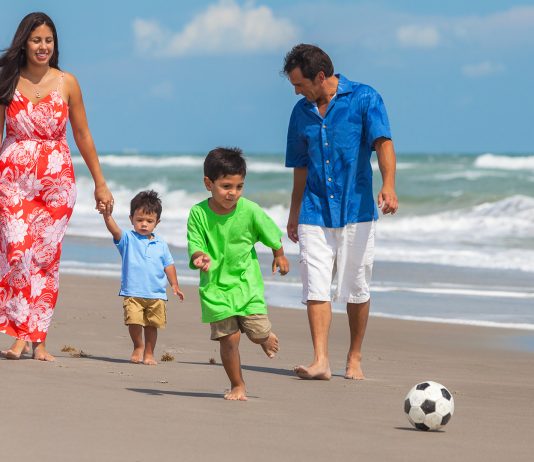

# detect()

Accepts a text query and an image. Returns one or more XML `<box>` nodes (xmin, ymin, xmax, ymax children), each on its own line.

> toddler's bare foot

<box><xmin>294</xmin><ymin>360</ymin><xmax>331</xmax><ymax>380</ymax></box>
<box><xmin>32</xmin><ymin>344</ymin><xmax>56</xmax><ymax>362</ymax></box>
<box><xmin>345</xmin><ymin>354</ymin><xmax>365</xmax><ymax>380</ymax></box>
<box><xmin>260</xmin><ymin>332</ymin><xmax>279</xmax><ymax>358</ymax></box>
<box><xmin>131</xmin><ymin>347</ymin><xmax>144</xmax><ymax>363</ymax></box>
<box><xmin>224</xmin><ymin>385</ymin><xmax>248</xmax><ymax>401</ymax></box>
<box><xmin>143</xmin><ymin>355</ymin><xmax>158</xmax><ymax>366</ymax></box>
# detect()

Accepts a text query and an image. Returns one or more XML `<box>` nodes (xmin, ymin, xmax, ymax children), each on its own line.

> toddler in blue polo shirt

<box><xmin>99</xmin><ymin>190</ymin><xmax>184</xmax><ymax>365</ymax></box>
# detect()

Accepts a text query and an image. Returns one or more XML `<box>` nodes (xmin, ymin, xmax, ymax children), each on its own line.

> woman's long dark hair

<box><xmin>0</xmin><ymin>12</ymin><xmax>60</xmax><ymax>105</ymax></box>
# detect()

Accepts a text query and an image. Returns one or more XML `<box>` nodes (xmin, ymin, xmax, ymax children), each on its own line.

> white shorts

<box><xmin>298</xmin><ymin>222</ymin><xmax>376</xmax><ymax>304</ymax></box>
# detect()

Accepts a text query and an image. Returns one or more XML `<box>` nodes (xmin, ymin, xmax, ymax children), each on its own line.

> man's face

<box><xmin>288</xmin><ymin>67</ymin><xmax>324</xmax><ymax>103</ymax></box>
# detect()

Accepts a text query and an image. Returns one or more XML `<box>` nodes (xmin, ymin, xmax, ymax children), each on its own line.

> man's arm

<box><xmin>374</xmin><ymin>138</ymin><xmax>398</xmax><ymax>215</ymax></box>
<box><xmin>287</xmin><ymin>167</ymin><xmax>307</xmax><ymax>242</ymax></box>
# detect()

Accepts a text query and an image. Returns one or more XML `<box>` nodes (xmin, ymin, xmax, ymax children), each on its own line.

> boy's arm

<box><xmin>101</xmin><ymin>210</ymin><xmax>122</xmax><ymax>241</ymax></box>
<box><xmin>272</xmin><ymin>244</ymin><xmax>289</xmax><ymax>276</ymax></box>
<box><xmin>164</xmin><ymin>264</ymin><xmax>185</xmax><ymax>301</ymax></box>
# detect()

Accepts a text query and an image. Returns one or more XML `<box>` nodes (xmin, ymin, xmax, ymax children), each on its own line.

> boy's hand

<box><xmin>193</xmin><ymin>253</ymin><xmax>211</xmax><ymax>272</ymax></box>
<box><xmin>272</xmin><ymin>255</ymin><xmax>289</xmax><ymax>276</ymax></box>
<box><xmin>172</xmin><ymin>285</ymin><xmax>185</xmax><ymax>301</ymax></box>
<box><xmin>97</xmin><ymin>201</ymin><xmax>109</xmax><ymax>215</ymax></box>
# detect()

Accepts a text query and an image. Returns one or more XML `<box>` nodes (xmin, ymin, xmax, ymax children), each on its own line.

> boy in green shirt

<box><xmin>187</xmin><ymin>147</ymin><xmax>289</xmax><ymax>401</ymax></box>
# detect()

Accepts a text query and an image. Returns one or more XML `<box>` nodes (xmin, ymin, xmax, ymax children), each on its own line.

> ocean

<box><xmin>61</xmin><ymin>151</ymin><xmax>534</xmax><ymax>330</ymax></box>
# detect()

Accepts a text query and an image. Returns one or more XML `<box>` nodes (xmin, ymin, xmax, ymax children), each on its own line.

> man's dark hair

<box><xmin>204</xmin><ymin>147</ymin><xmax>247</xmax><ymax>182</ymax></box>
<box><xmin>130</xmin><ymin>190</ymin><xmax>162</xmax><ymax>220</ymax></box>
<box><xmin>283</xmin><ymin>43</ymin><xmax>334</xmax><ymax>80</ymax></box>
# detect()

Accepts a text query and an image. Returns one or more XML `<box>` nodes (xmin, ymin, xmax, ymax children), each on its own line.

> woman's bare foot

<box><xmin>345</xmin><ymin>353</ymin><xmax>365</xmax><ymax>380</ymax></box>
<box><xmin>32</xmin><ymin>343</ymin><xmax>56</xmax><ymax>362</ymax></box>
<box><xmin>294</xmin><ymin>360</ymin><xmax>332</xmax><ymax>380</ymax></box>
<box><xmin>131</xmin><ymin>347</ymin><xmax>144</xmax><ymax>363</ymax></box>
<box><xmin>143</xmin><ymin>354</ymin><xmax>158</xmax><ymax>366</ymax></box>
<box><xmin>1</xmin><ymin>340</ymin><xmax>31</xmax><ymax>360</ymax></box>
<box><xmin>224</xmin><ymin>385</ymin><xmax>248</xmax><ymax>401</ymax></box>
<box><xmin>260</xmin><ymin>332</ymin><xmax>279</xmax><ymax>358</ymax></box>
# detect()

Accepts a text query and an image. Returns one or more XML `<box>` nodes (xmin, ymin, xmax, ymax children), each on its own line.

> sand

<box><xmin>1</xmin><ymin>274</ymin><xmax>533</xmax><ymax>461</ymax></box>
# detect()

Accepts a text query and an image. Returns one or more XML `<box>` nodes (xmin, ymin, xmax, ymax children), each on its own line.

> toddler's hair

<box><xmin>130</xmin><ymin>190</ymin><xmax>162</xmax><ymax>220</ymax></box>
<box><xmin>204</xmin><ymin>147</ymin><xmax>246</xmax><ymax>181</ymax></box>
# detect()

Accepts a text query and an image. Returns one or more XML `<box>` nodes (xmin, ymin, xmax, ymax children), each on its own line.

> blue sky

<box><xmin>2</xmin><ymin>0</ymin><xmax>533</xmax><ymax>154</ymax></box>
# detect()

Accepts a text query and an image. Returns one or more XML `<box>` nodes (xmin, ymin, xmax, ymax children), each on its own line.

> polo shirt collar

<box><xmin>335</xmin><ymin>74</ymin><xmax>353</xmax><ymax>96</ymax></box>
<box><xmin>132</xmin><ymin>231</ymin><xmax>159</xmax><ymax>242</ymax></box>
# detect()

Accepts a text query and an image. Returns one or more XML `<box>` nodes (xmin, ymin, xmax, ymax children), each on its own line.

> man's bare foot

<box><xmin>224</xmin><ymin>385</ymin><xmax>248</xmax><ymax>401</ymax></box>
<box><xmin>131</xmin><ymin>347</ymin><xmax>144</xmax><ymax>363</ymax></box>
<box><xmin>294</xmin><ymin>361</ymin><xmax>331</xmax><ymax>380</ymax></box>
<box><xmin>260</xmin><ymin>332</ymin><xmax>279</xmax><ymax>358</ymax></box>
<box><xmin>143</xmin><ymin>355</ymin><xmax>158</xmax><ymax>366</ymax></box>
<box><xmin>1</xmin><ymin>340</ymin><xmax>32</xmax><ymax>360</ymax></box>
<box><xmin>345</xmin><ymin>354</ymin><xmax>365</xmax><ymax>380</ymax></box>
<box><xmin>32</xmin><ymin>344</ymin><xmax>56</xmax><ymax>362</ymax></box>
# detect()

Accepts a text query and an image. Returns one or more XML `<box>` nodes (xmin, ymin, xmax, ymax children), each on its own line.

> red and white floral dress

<box><xmin>0</xmin><ymin>74</ymin><xmax>76</xmax><ymax>342</ymax></box>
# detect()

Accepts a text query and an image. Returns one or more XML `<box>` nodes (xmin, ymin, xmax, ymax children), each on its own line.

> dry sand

<box><xmin>1</xmin><ymin>274</ymin><xmax>533</xmax><ymax>461</ymax></box>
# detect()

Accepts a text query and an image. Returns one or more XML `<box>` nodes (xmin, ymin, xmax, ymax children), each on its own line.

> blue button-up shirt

<box><xmin>285</xmin><ymin>74</ymin><xmax>391</xmax><ymax>228</ymax></box>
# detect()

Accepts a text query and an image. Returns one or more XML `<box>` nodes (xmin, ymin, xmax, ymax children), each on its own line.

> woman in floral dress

<box><xmin>0</xmin><ymin>12</ymin><xmax>114</xmax><ymax>361</ymax></box>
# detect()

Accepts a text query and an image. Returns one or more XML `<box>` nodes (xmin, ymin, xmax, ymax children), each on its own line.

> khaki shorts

<box><xmin>123</xmin><ymin>297</ymin><xmax>167</xmax><ymax>328</ymax></box>
<box><xmin>210</xmin><ymin>314</ymin><xmax>271</xmax><ymax>341</ymax></box>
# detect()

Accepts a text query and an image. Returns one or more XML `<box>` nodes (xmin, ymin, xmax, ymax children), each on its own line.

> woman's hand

<box><xmin>94</xmin><ymin>183</ymin><xmax>114</xmax><ymax>214</ymax></box>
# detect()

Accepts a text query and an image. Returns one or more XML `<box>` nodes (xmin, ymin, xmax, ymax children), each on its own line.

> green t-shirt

<box><xmin>187</xmin><ymin>197</ymin><xmax>282</xmax><ymax>323</ymax></box>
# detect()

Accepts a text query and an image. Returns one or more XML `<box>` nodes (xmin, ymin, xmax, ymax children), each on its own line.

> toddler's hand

<box><xmin>173</xmin><ymin>286</ymin><xmax>185</xmax><ymax>301</ymax></box>
<box><xmin>193</xmin><ymin>254</ymin><xmax>211</xmax><ymax>272</ymax></box>
<box><xmin>97</xmin><ymin>201</ymin><xmax>108</xmax><ymax>215</ymax></box>
<box><xmin>272</xmin><ymin>255</ymin><xmax>289</xmax><ymax>276</ymax></box>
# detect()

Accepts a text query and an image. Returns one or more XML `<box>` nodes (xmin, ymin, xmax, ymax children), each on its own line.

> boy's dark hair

<box><xmin>282</xmin><ymin>43</ymin><xmax>334</xmax><ymax>80</ymax></box>
<box><xmin>204</xmin><ymin>147</ymin><xmax>247</xmax><ymax>181</ymax></box>
<box><xmin>130</xmin><ymin>190</ymin><xmax>162</xmax><ymax>220</ymax></box>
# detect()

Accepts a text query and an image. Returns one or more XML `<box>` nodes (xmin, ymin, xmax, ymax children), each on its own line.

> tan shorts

<box><xmin>123</xmin><ymin>297</ymin><xmax>167</xmax><ymax>328</ymax></box>
<box><xmin>210</xmin><ymin>314</ymin><xmax>271</xmax><ymax>341</ymax></box>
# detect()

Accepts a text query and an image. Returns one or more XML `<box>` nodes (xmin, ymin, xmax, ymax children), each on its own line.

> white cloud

<box><xmin>462</xmin><ymin>61</ymin><xmax>505</xmax><ymax>78</ymax></box>
<box><xmin>396</xmin><ymin>25</ymin><xmax>440</xmax><ymax>48</ymax></box>
<box><xmin>133</xmin><ymin>0</ymin><xmax>298</xmax><ymax>57</ymax></box>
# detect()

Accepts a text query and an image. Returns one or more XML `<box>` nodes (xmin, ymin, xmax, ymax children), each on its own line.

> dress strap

<box><xmin>56</xmin><ymin>72</ymin><xmax>65</xmax><ymax>92</ymax></box>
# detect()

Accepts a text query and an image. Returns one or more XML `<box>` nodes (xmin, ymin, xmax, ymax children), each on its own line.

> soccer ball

<box><xmin>404</xmin><ymin>381</ymin><xmax>454</xmax><ymax>431</ymax></box>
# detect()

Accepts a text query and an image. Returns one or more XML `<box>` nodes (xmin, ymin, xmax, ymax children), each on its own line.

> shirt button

<box><xmin>326</xmin><ymin>160</ymin><xmax>330</xmax><ymax>164</ymax></box>
<box><xmin>325</xmin><ymin>142</ymin><xmax>328</xmax><ymax>146</ymax></box>
<box><xmin>323</xmin><ymin>124</ymin><xmax>327</xmax><ymax>129</ymax></box>
<box><xmin>328</xmin><ymin>177</ymin><xmax>332</xmax><ymax>182</ymax></box>
<box><xmin>330</xmin><ymin>195</ymin><xmax>334</xmax><ymax>199</ymax></box>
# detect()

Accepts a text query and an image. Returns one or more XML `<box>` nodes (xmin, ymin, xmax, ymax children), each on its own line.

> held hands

<box><xmin>272</xmin><ymin>255</ymin><xmax>289</xmax><ymax>276</ymax></box>
<box><xmin>377</xmin><ymin>186</ymin><xmax>398</xmax><ymax>215</ymax></box>
<box><xmin>193</xmin><ymin>253</ymin><xmax>211</xmax><ymax>272</ymax></box>
<box><xmin>95</xmin><ymin>183</ymin><xmax>114</xmax><ymax>215</ymax></box>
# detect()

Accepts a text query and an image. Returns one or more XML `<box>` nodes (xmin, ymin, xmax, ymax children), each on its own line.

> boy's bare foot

<box><xmin>224</xmin><ymin>385</ymin><xmax>248</xmax><ymax>401</ymax></box>
<box><xmin>131</xmin><ymin>347</ymin><xmax>144</xmax><ymax>363</ymax></box>
<box><xmin>1</xmin><ymin>340</ymin><xmax>32</xmax><ymax>360</ymax></box>
<box><xmin>32</xmin><ymin>344</ymin><xmax>56</xmax><ymax>362</ymax></box>
<box><xmin>260</xmin><ymin>332</ymin><xmax>279</xmax><ymax>358</ymax></box>
<box><xmin>294</xmin><ymin>360</ymin><xmax>332</xmax><ymax>380</ymax></box>
<box><xmin>345</xmin><ymin>354</ymin><xmax>365</xmax><ymax>380</ymax></box>
<box><xmin>143</xmin><ymin>355</ymin><xmax>158</xmax><ymax>366</ymax></box>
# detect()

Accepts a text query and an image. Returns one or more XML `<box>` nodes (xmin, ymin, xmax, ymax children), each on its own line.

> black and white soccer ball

<box><xmin>404</xmin><ymin>381</ymin><xmax>454</xmax><ymax>431</ymax></box>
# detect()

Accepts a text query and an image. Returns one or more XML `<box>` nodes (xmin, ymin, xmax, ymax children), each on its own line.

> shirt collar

<box><xmin>132</xmin><ymin>230</ymin><xmax>159</xmax><ymax>242</ymax></box>
<box><xmin>335</xmin><ymin>74</ymin><xmax>353</xmax><ymax>96</ymax></box>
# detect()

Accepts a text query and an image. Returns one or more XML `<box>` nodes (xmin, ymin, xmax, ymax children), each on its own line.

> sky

<box><xmin>1</xmin><ymin>0</ymin><xmax>534</xmax><ymax>154</ymax></box>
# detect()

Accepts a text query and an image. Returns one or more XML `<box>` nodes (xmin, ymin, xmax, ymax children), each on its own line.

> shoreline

<box><xmin>1</xmin><ymin>274</ymin><xmax>533</xmax><ymax>461</ymax></box>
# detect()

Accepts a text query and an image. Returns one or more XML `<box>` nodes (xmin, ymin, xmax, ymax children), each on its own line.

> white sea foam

<box><xmin>475</xmin><ymin>153</ymin><xmax>534</xmax><ymax>170</ymax></box>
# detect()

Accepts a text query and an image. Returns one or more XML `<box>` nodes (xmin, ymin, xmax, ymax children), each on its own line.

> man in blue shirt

<box><xmin>283</xmin><ymin>44</ymin><xmax>398</xmax><ymax>380</ymax></box>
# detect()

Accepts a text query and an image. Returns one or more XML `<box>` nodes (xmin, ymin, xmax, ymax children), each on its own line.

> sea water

<box><xmin>61</xmin><ymin>151</ymin><xmax>534</xmax><ymax>329</ymax></box>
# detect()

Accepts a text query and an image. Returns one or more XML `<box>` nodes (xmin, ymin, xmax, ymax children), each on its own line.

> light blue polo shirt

<box><xmin>285</xmin><ymin>74</ymin><xmax>392</xmax><ymax>228</ymax></box>
<box><xmin>115</xmin><ymin>230</ymin><xmax>174</xmax><ymax>300</ymax></box>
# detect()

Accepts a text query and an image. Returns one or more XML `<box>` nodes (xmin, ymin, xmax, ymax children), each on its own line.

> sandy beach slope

<box><xmin>1</xmin><ymin>274</ymin><xmax>533</xmax><ymax>461</ymax></box>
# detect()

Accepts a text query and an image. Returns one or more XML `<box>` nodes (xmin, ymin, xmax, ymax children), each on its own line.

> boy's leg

<box><xmin>143</xmin><ymin>326</ymin><xmax>158</xmax><ymax>365</ymax></box>
<box><xmin>294</xmin><ymin>300</ymin><xmax>332</xmax><ymax>380</ymax></box>
<box><xmin>128</xmin><ymin>324</ymin><xmax>144</xmax><ymax>363</ymax></box>
<box><xmin>219</xmin><ymin>331</ymin><xmax>247</xmax><ymax>401</ymax></box>
<box><xmin>241</xmin><ymin>315</ymin><xmax>279</xmax><ymax>358</ymax></box>
<box><xmin>345</xmin><ymin>300</ymin><xmax>369</xmax><ymax>380</ymax></box>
